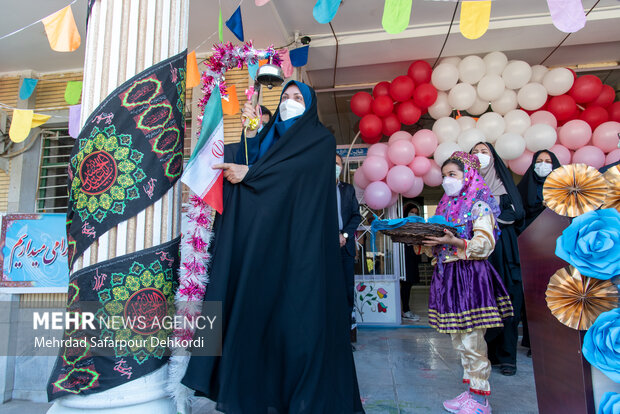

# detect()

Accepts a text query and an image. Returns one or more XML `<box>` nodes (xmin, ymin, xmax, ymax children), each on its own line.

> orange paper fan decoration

<box><xmin>543</xmin><ymin>163</ymin><xmax>608</xmax><ymax>217</ymax></box>
<box><xmin>545</xmin><ymin>266</ymin><xmax>619</xmax><ymax>330</ymax></box>
<box><xmin>602</xmin><ymin>165</ymin><xmax>620</xmax><ymax>212</ymax></box>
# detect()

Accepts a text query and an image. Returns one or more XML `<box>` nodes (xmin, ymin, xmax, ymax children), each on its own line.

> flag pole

<box><xmin>243</xmin><ymin>80</ymin><xmax>262</xmax><ymax>166</ymax></box>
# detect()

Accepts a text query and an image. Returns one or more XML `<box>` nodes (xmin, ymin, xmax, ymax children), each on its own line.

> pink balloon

<box><xmin>508</xmin><ymin>150</ymin><xmax>534</xmax><ymax>175</ymax></box>
<box><xmin>353</xmin><ymin>168</ymin><xmax>371</xmax><ymax>189</ymax></box>
<box><xmin>592</xmin><ymin>121</ymin><xmax>620</xmax><ymax>153</ymax></box>
<box><xmin>402</xmin><ymin>176</ymin><xmax>424</xmax><ymax>198</ymax></box>
<box><xmin>409</xmin><ymin>156</ymin><xmax>432</xmax><ymax>176</ymax></box>
<box><xmin>367</xmin><ymin>143</ymin><xmax>389</xmax><ymax>158</ymax></box>
<box><xmin>362</xmin><ymin>156</ymin><xmax>389</xmax><ymax>181</ymax></box>
<box><xmin>386</xmin><ymin>165</ymin><xmax>415</xmax><ymax>193</ymax></box>
<box><xmin>573</xmin><ymin>146</ymin><xmax>606</xmax><ymax>169</ymax></box>
<box><xmin>364</xmin><ymin>181</ymin><xmax>392</xmax><ymax>210</ymax></box>
<box><xmin>606</xmin><ymin>149</ymin><xmax>620</xmax><ymax>165</ymax></box>
<box><xmin>423</xmin><ymin>161</ymin><xmax>443</xmax><ymax>187</ymax></box>
<box><xmin>412</xmin><ymin>129</ymin><xmax>438</xmax><ymax>157</ymax></box>
<box><xmin>388</xmin><ymin>140</ymin><xmax>416</xmax><ymax>165</ymax></box>
<box><xmin>550</xmin><ymin>144</ymin><xmax>571</xmax><ymax>165</ymax></box>
<box><xmin>530</xmin><ymin>110</ymin><xmax>558</xmax><ymax>129</ymax></box>
<box><xmin>558</xmin><ymin>119</ymin><xmax>592</xmax><ymax>150</ymax></box>
<box><xmin>388</xmin><ymin>130</ymin><xmax>412</xmax><ymax>144</ymax></box>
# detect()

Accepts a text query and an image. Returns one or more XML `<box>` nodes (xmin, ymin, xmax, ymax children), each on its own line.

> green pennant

<box><xmin>64</xmin><ymin>81</ymin><xmax>83</xmax><ymax>105</ymax></box>
<box><xmin>218</xmin><ymin>7</ymin><xmax>224</xmax><ymax>42</ymax></box>
<box><xmin>382</xmin><ymin>0</ymin><xmax>413</xmax><ymax>34</ymax></box>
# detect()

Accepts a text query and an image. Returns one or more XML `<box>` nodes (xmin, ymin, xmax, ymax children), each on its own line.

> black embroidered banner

<box><xmin>47</xmin><ymin>236</ymin><xmax>180</xmax><ymax>401</ymax></box>
<box><xmin>66</xmin><ymin>51</ymin><xmax>186</xmax><ymax>267</ymax></box>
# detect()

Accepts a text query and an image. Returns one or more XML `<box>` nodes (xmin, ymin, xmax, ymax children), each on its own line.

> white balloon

<box><xmin>542</xmin><ymin>67</ymin><xmax>574</xmax><ymax>96</ymax></box>
<box><xmin>432</xmin><ymin>116</ymin><xmax>461</xmax><ymax>143</ymax></box>
<box><xmin>456</xmin><ymin>116</ymin><xmax>477</xmax><ymax>131</ymax></box>
<box><xmin>467</xmin><ymin>97</ymin><xmax>490</xmax><ymax>116</ymax></box>
<box><xmin>428</xmin><ymin>91</ymin><xmax>453</xmax><ymax>119</ymax></box>
<box><xmin>502</xmin><ymin>60</ymin><xmax>532</xmax><ymax>90</ymax></box>
<box><xmin>495</xmin><ymin>133</ymin><xmax>526</xmax><ymax>160</ymax></box>
<box><xmin>434</xmin><ymin>142</ymin><xmax>461</xmax><ymax>166</ymax></box>
<box><xmin>476</xmin><ymin>112</ymin><xmax>506</xmax><ymax>143</ymax></box>
<box><xmin>483</xmin><ymin>51</ymin><xmax>508</xmax><ymax>75</ymax></box>
<box><xmin>524</xmin><ymin>124</ymin><xmax>557</xmax><ymax>152</ymax></box>
<box><xmin>432</xmin><ymin>63</ymin><xmax>460</xmax><ymax>91</ymax></box>
<box><xmin>490</xmin><ymin>89</ymin><xmax>518</xmax><ymax>115</ymax></box>
<box><xmin>457</xmin><ymin>128</ymin><xmax>486</xmax><ymax>152</ymax></box>
<box><xmin>517</xmin><ymin>83</ymin><xmax>548</xmax><ymax>111</ymax></box>
<box><xmin>448</xmin><ymin>83</ymin><xmax>477</xmax><ymax>110</ymax></box>
<box><xmin>477</xmin><ymin>74</ymin><xmax>505</xmax><ymax>102</ymax></box>
<box><xmin>530</xmin><ymin>65</ymin><xmax>549</xmax><ymax>83</ymax></box>
<box><xmin>458</xmin><ymin>55</ymin><xmax>486</xmax><ymax>84</ymax></box>
<box><xmin>440</xmin><ymin>56</ymin><xmax>461</xmax><ymax>67</ymax></box>
<box><xmin>504</xmin><ymin>109</ymin><xmax>531</xmax><ymax>135</ymax></box>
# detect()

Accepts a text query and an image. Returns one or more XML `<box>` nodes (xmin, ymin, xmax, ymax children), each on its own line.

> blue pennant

<box><xmin>225</xmin><ymin>6</ymin><xmax>244</xmax><ymax>42</ymax></box>
<box><xmin>289</xmin><ymin>46</ymin><xmax>309</xmax><ymax>67</ymax></box>
<box><xmin>19</xmin><ymin>78</ymin><xmax>38</xmax><ymax>101</ymax></box>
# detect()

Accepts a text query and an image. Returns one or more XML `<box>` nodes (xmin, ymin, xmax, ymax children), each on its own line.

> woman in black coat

<box><xmin>471</xmin><ymin>142</ymin><xmax>525</xmax><ymax>376</ymax></box>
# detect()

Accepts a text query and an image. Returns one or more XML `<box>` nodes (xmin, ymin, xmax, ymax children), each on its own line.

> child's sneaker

<box><xmin>443</xmin><ymin>391</ymin><xmax>472</xmax><ymax>413</ymax></box>
<box><xmin>456</xmin><ymin>398</ymin><xmax>492</xmax><ymax>414</ymax></box>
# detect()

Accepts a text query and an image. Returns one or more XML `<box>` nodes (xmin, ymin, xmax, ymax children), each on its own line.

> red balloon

<box><xmin>382</xmin><ymin>114</ymin><xmax>401</xmax><ymax>137</ymax></box>
<box><xmin>547</xmin><ymin>95</ymin><xmax>577</xmax><ymax>122</ymax></box>
<box><xmin>413</xmin><ymin>83</ymin><xmax>438</xmax><ymax>108</ymax></box>
<box><xmin>408</xmin><ymin>60</ymin><xmax>432</xmax><ymax>85</ymax></box>
<box><xmin>579</xmin><ymin>106</ymin><xmax>609</xmax><ymax>131</ymax></box>
<box><xmin>609</xmin><ymin>102</ymin><xmax>620</xmax><ymax>123</ymax></box>
<box><xmin>373</xmin><ymin>81</ymin><xmax>391</xmax><ymax>98</ymax></box>
<box><xmin>568</xmin><ymin>68</ymin><xmax>577</xmax><ymax>81</ymax></box>
<box><xmin>397</xmin><ymin>100</ymin><xmax>422</xmax><ymax>125</ymax></box>
<box><xmin>390</xmin><ymin>76</ymin><xmax>415</xmax><ymax>102</ymax></box>
<box><xmin>350</xmin><ymin>91</ymin><xmax>373</xmax><ymax>117</ymax></box>
<box><xmin>588</xmin><ymin>84</ymin><xmax>616</xmax><ymax>108</ymax></box>
<box><xmin>569</xmin><ymin>75</ymin><xmax>603</xmax><ymax>104</ymax></box>
<box><xmin>372</xmin><ymin>95</ymin><xmax>395</xmax><ymax>117</ymax></box>
<box><xmin>359</xmin><ymin>114</ymin><xmax>383</xmax><ymax>144</ymax></box>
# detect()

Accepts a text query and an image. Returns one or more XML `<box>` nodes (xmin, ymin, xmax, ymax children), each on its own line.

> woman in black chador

<box><xmin>182</xmin><ymin>81</ymin><xmax>365</xmax><ymax>414</ymax></box>
<box><xmin>470</xmin><ymin>142</ymin><xmax>525</xmax><ymax>376</ymax></box>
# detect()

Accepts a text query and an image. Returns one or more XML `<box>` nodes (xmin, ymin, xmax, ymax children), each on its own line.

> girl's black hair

<box><xmin>441</xmin><ymin>158</ymin><xmax>465</xmax><ymax>172</ymax></box>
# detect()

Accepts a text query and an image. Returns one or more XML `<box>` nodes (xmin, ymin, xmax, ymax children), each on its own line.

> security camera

<box><xmin>300</xmin><ymin>36</ymin><xmax>311</xmax><ymax>45</ymax></box>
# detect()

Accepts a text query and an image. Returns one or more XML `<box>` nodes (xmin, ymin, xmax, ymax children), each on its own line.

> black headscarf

<box><xmin>471</xmin><ymin>142</ymin><xmax>525</xmax><ymax>224</ymax></box>
<box><xmin>517</xmin><ymin>149</ymin><xmax>561</xmax><ymax>223</ymax></box>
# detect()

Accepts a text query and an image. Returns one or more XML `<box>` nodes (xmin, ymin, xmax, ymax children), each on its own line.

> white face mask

<box><xmin>442</xmin><ymin>177</ymin><xmax>463</xmax><ymax>196</ymax></box>
<box><xmin>534</xmin><ymin>162</ymin><xmax>553</xmax><ymax>177</ymax></box>
<box><xmin>476</xmin><ymin>153</ymin><xmax>491</xmax><ymax>169</ymax></box>
<box><xmin>279</xmin><ymin>99</ymin><xmax>305</xmax><ymax>121</ymax></box>
<box><xmin>335</xmin><ymin>164</ymin><xmax>342</xmax><ymax>179</ymax></box>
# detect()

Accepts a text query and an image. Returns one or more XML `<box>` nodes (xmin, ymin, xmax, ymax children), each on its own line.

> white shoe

<box><xmin>402</xmin><ymin>311</ymin><xmax>420</xmax><ymax>321</ymax></box>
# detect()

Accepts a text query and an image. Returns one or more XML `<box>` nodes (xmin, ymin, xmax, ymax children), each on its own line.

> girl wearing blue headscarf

<box><xmin>183</xmin><ymin>81</ymin><xmax>365</xmax><ymax>413</ymax></box>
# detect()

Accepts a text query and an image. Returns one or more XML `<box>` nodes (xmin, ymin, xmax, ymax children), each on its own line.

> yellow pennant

<box><xmin>186</xmin><ymin>51</ymin><xmax>201</xmax><ymax>89</ymax></box>
<box><xmin>460</xmin><ymin>1</ymin><xmax>492</xmax><ymax>40</ymax></box>
<box><xmin>42</xmin><ymin>5</ymin><xmax>81</xmax><ymax>52</ymax></box>
<box><xmin>9</xmin><ymin>110</ymin><xmax>51</xmax><ymax>143</ymax></box>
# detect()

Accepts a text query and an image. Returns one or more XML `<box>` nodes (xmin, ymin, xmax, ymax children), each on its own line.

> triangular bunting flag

<box><xmin>547</xmin><ymin>0</ymin><xmax>586</xmax><ymax>33</ymax></box>
<box><xmin>248</xmin><ymin>61</ymin><xmax>259</xmax><ymax>80</ymax></box>
<box><xmin>64</xmin><ymin>81</ymin><xmax>83</xmax><ymax>105</ymax></box>
<box><xmin>313</xmin><ymin>0</ymin><xmax>341</xmax><ymax>24</ymax></box>
<box><xmin>19</xmin><ymin>78</ymin><xmax>38</xmax><ymax>101</ymax></box>
<box><xmin>186</xmin><ymin>51</ymin><xmax>201</xmax><ymax>89</ymax></box>
<box><xmin>460</xmin><ymin>1</ymin><xmax>492</xmax><ymax>39</ymax></box>
<box><xmin>42</xmin><ymin>5</ymin><xmax>81</xmax><ymax>52</ymax></box>
<box><xmin>225</xmin><ymin>6</ymin><xmax>244</xmax><ymax>42</ymax></box>
<box><xmin>278</xmin><ymin>49</ymin><xmax>294</xmax><ymax>78</ymax></box>
<box><xmin>69</xmin><ymin>104</ymin><xmax>81</xmax><ymax>138</ymax></box>
<box><xmin>255</xmin><ymin>0</ymin><xmax>271</xmax><ymax>5</ymax></box>
<box><xmin>218</xmin><ymin>6</ymin><xmax>224</xmax><ymax>42</ymax></box>
<box><xmin>382</xmin><ymin>0</ymin><xmax>413</xmax><ymax>34</ymax></box>
<box><xmin>222</xmin><ymin>85</ymin><xmax>240</xmax><ymax>115</ymax></box>
<box><xmin>289</xmin><ymin>46</ymin><xmax>309</xmax><ymax>67</ymax></box>
<box><xmin>9</xmin><ymin>110</ymin><xmax>51</xmax><ymax>143</ymax></box>
<box><xmin>181</xmin><ymin>86</ymin><xmax>225</xmax><ymax>213</ymax></box>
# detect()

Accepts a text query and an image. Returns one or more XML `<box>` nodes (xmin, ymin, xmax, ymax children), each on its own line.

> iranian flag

<box><xmin>181</xmin><ymin>87</ymin><xmax>224</xmax><ymax>213</ymax></box>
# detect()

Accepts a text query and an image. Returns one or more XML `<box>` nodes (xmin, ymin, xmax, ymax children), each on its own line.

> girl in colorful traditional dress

<box><xmin>416</xmin><ymin>151</ymin><xmax>513</xmax><ymax>414</ymax></box>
